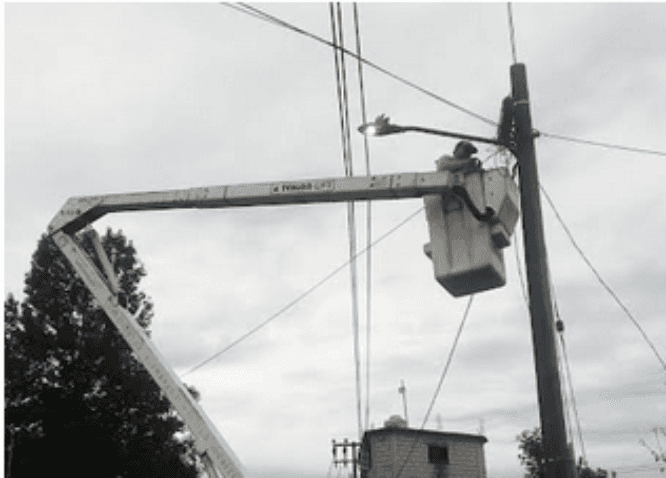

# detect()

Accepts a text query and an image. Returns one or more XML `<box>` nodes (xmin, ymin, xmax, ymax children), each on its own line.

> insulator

<box><xmin>556</xmin><ymin>319</ymin><xmax>564</xmax><ymax>332</ymax></box>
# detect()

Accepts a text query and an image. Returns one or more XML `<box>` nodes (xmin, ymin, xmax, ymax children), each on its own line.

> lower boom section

<box><xmin>52</xmin><ymin>230</ymin><xmax>246</xmax><ymax>478</ymax></box>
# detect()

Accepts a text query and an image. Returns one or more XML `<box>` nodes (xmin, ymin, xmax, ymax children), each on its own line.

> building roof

<box><xmin>363</xmin><ymin>427</ymin><xmax>488</xmax><ymax>444</ymax></box>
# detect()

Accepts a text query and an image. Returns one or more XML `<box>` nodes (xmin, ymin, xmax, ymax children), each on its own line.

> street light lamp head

<box><xmin>358</xmin><ymin>114</ymin><xmax>403</xmax><ymax>136</ymax></box>
<box><xmin>359</xmin><ymin>124</ymin><xmax>378</xmax><ymax>136</ymax></box>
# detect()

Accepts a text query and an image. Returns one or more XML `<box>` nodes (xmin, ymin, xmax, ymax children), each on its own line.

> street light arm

<box><xmin>401</xmin><ymin>126</ymin><xmax>501</xmax><ymax>146</ymax></box>
<box><xmin>357</xmin><ymin>115</ymin><xmax>501</xmax><ymax>146</ymax></box>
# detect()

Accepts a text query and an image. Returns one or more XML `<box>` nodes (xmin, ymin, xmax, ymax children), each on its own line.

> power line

<box><xmin>505</xmin><ymin>5</ymin><xmax>664</xmax><ymax>158</ymax></box>
<box><xmin>513</xmin><ymin>217</ymin><xmax>529</xmax><ymax>309</ymax></box>
<box><xmin>330</xmin><ymin>1</ymin><xmax>364</xmax><ymax>442</ymax></box>
<box><xmin>540</xmin><ymin>131</ymin><xmax>666</xmax><ymax>157</ymax></box>
<box><xmin>181</xmin><ymin>206</ymin><xmax>425</xmax><ymax>378</ymax></box>
<box><xmin>548</xmin><ymin>269</ymin><xmax>588</xmax><ymax>466</ymax></box>
<box><xmin>352</xmin><ymin>1</ymin><xmax>374</xmax><ymax>434</ymax></box>
<box><xmin>540</xmin><ymin>184</ymin><xmax>666</xmax><ymax>372</ymax></box>
<box><xmin>513</xmin><ymin>167</ymin><xmax>587</xmax><ymax>466</ymax></box>
<box><xmin>422</xmin><ymin>295</ymin><xmax>475</xmax><ymax>426</ymax></box>
<box><xmin>222</xmin><ymin>2</ymin><xmax>498</xmax><ymax>127</ymax></box>
<box><xmin>557</xmin><ymin>324</ymin><xmax>588</xmax><ymax>465</ymax></box>
<box><xmin>225</xmin><ymin>3</ymin><xmax>666</xmax><ymax>159</ymax></box>
<box><xmin>507</xmin><ymin>3</ymin><xmax>518</xmax><ymax>64</ymax></box>
<box><xmin>394</xmin><ymin>294</ymin><xmax>475</xmax><ymax>478</ymax></box>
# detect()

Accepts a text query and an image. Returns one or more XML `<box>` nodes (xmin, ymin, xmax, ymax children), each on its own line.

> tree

<box><xmin>639</xmin><ymin>427</ymin><xmax>666</xmax><ymax>473</ymax></box>
<box><xmin>5</xmin><ymin>229</ymin><xmax>200</xmax><ymax>478</ymax></box>
<box><xmin>517</xmin><ymin>427</ymin><xmax>610</xmax><ymax>478</ymax></box>
<box><xmin>517</xmin><ymin>428</ymin><xmax>543</xmax><ymax>477</ymax></box>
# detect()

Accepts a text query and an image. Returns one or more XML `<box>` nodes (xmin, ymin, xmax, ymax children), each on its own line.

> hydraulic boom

<box><xmin>47</xmin><ymin>167</ymin><xmax>518</xmax><ymax>477</ymax></box>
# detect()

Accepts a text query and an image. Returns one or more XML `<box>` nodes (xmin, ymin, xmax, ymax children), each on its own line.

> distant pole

<box><xmin>511</xmin><ymin>63</ymin><xmax>577</xmax><ymax>478</ymax></box>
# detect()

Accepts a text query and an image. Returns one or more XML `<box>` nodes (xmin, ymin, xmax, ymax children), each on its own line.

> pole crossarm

<box><xmin>48</xmin><ymin>171</ymin><xmax>455</xmax><ymax>234</ymax></box>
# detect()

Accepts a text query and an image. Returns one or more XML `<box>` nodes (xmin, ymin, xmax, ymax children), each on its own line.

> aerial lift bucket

<box><xmin>423</xmin><ymin>166</ymin><xmax>519</xmax><ymax>297</ymax></box>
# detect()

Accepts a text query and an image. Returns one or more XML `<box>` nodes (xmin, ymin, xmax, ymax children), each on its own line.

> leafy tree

<box><xmin>517</xmin><ymin>428</ymin><xmax>543</xmax><ymax>477</ymax></box>
<box><xmin>517</xmin><ymin>427</ymin><xmax>609</xmax><ymax>478</ymax></box>
<box><xmin>5</xmin><ymin>229</ymin><xmax>200</xmax><ymax>478</ymax></box>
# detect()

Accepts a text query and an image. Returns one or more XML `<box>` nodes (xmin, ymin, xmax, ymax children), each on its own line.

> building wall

<box><xmin>362</xmin><ymin>429</ymin><xmax>486</xmax><ymax>478</ymax></box>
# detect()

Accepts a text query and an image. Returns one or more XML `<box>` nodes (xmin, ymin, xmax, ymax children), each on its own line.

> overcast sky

<box><xmin>4</xmin><ymin>3</ymin><xmax>666</xmax><ymax>477</ymax></box>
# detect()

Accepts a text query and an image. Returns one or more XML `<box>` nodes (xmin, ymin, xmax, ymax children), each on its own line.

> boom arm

<box><xmin>46</xmin><ymin>169</ymin><xmax>465</xmax><ymax>478</ymax></box>
<box><xmin>48</xmin><ymin>171</ymin><xmax>454</xmax><ymax>234</ymax></box>
<box><xmin>53</xmin><ymin>230</ymin><xmax>245</xmax><ymax>478</ymax></box>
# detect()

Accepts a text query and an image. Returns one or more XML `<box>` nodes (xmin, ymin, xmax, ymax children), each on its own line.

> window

<box><xmin>428</xmin><ymin>445</ymin><xmax>449</xmax><ymax>464</ymax></box>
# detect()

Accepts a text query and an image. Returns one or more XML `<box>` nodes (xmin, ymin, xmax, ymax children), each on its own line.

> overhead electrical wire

<box><xmin>554</xmin><ymin>312</ymin><xmax>588</xmax><ymax>465</ymax></box>
<box><xmin>223</xmin><ymin>2</ymin><xmax>666</xmax><ymax>159</ymax></box>
<box><xmin>513</xmin><ymin>210</ymin><xmax>587</xmax><ymax>465</ymax></box>
<box><xmin>222</xmin><ymin>2</ymin><xmax>497</xmax><ymax>127</ymax></box>
<box><xmin>540</xmin><ymin>132</ymin><xmax>666</xmax><ymax>157</ymax></box>
<box><xmin>221</xmin><ymin>2</ymin><xmax>666</xmax><ymax>156</ymax></box>
<box><xmin>548</xmin><ymin>271</ymin><xmax>587</xmax><ymax>465</ymax></box>
<box><xmin>513</xmin><ymin>218</ymin><xmax>529</xmax><ymax>308</ymax></box>
<box><xmin>329</xmin><ymin>1</ymin><xmax>364</xmax><ymax>442</ymax></box>
<box><xmin>181</xmin><ymin>206</ymin><xmax>425</xmax><ymax>378</ymax></box>
<box><xmin>394</xmin><ymin>295</ymin><xmax>475</xmax><ymax>478</ymax></box>
<box><xmin>507</xmin><ymin>3</ymin><xmax>518</xmax><ymax>64</ymax></box>
<box><xmin>351</xmin><ymin>2</ymin><xmax>375</xmax><ymax>434</ymax></box>
<box><xmin>540</xmin><ymin>185</ymin><xmax>666</xmax><ymax>373</ymax></box>
<box><xmin>505</xmin><ymin>4</ymin><xmax>664</xmax><ymax>158</ymax></box>
<box><xmin>539</xmin><ymin>184</ymin><xmax>666</xmax><ymax>372</ymax></box>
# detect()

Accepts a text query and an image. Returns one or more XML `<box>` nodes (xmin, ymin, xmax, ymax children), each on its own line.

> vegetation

<box><xmin>517</xmin><ymin>427</ymin><xmax>610</xmax><ymax>478</ymax></box>
<box><xmin>5</xmin><ymin>229</ymin><xmax>199</xmax><ymax>478</ymax></box>
<box><xmin>639</xmin><ymin>427</ymin><xmax>666</xmax><ymax>473</ymax></box>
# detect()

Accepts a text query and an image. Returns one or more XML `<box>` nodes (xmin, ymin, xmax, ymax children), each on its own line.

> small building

<box><xmin>359</xmin><ymin>416</ymin><xmax>487</xmax><ymax>478</ymax></box>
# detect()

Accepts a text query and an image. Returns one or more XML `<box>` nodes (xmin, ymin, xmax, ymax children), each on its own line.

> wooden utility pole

<box><xmin>511</xmin><ymin>63</ymin><xmax>577</xmax><ymax>478</ymax></box>
<box><xmin>332</xmin><ymin>439</ymin><xmax>360</xmax><ymax>478</ymax></box>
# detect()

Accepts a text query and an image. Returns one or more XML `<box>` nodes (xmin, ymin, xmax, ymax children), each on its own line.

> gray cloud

<box><xmin>5</xmin><ymin>4</ymin><xmax>665</xmax><ymax>478</ymax></box>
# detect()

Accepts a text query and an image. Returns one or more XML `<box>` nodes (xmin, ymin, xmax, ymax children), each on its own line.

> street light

<box><xmin>357</xmin><ymin>114</ymin><xmax>502</xmax><ymax>146</ymax></box>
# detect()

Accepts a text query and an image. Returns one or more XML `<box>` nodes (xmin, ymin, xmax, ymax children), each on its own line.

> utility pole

<box><xmin>511</xmin><ymin>63</ymin><xmax>577</xmax><ymax>478</ymax></box>
<box><xmin>332</xmin><ymin>439</ymin><xmax>360</xmax><ymax>478</ymax></box>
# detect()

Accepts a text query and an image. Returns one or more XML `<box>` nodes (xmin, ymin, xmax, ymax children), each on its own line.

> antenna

<box><xmin>435</xmin><ymin>413</ymin><xmax>444</xmax><ymax>431</ymax></box>
<box><xmin>398</xmin><ymin>379</ymin><xmax>409</xmax><ymax>427</ymax></box>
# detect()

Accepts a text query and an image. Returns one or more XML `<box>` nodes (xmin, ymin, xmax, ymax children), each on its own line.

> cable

<box><xmin>352</xmin><ymin>1</ymin><xmax>374</xmax><ymax>434</ymax></box>
<box><xmin>556</xmin><ymin>334</ymin><xmax>575</xmax><ymax>450</ymax></box>
<box><xmin>330</xmin><ymin>1</ymin><xmax>364</xmax><ymax>442</ymax></box>
<box><xmin>514</xmin><ymin>169</ymin><xmax>587</xmax><ymax>465</ymax></box>
<box><xmin>550</xmin><ymin>286</ymin><xmax>583</xmax><ymax>466</ymax></box>
<box><xmin>225</xmin><ymin>3</ymin><xmax>666</xmax><ymax>160</ymax></box>
<box><xmin>557</xmin><ymin>323</ymin><xmax>587</xmax><ymax>465</ymax></box>
<box><xmin>394</xmin><ymin>295</ymin><xmax>475</xmax><ymax>478</ymax></box>
<box><xmin>181</xmin><ymin>206</ymin><xmax>425</xmax><ymax>377</ymax></box>
<box><xmin>503</xmin><ymin>5</ymin><xmax>664</xmax><ymax>159</ymax></box>
<box><xmin>330</xmin><ymin>3</ymin><xmax>349</xmax><ymax>176</ymax></box>
<box><xmin>223</xmin><ymin>2</ymin><xmax>497</xmax><ymax>127</ymax></box>
<box><xmin>539</xmin><ymin>184</ymin><xmax>666</xmax><ymax>372</ymax></box>
<box><xmin>422</xmin><ymin>295</ymin><xmax>474</xmax><ymax>426</ymax></box>
<box><xmin>513</xmin><ymin>219</ymin><xmax>529</xmax><ymax>310</ymax></box>
<box><xmin>507</xmin><ymin>3</ymin><xmax>518</xmax><ymax>64</ymax></box>
<box><xmin>540</xmin><ymin>131</ymin><xmax>666</xmax><ymax>157</ymax></box>
<box><xmin>502</xmin><ymin>5</ymin><xmax>663</xmax><ymax>158</ymax></box>
<box><xmin>224</xmin><ymin>3</ymin><xmax>666</xmax><ymax>159</ymax></box>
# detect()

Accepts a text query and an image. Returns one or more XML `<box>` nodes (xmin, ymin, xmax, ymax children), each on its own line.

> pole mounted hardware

<box><xmin>332</xmin><ymin>439</ymin><xmax>361</xmax><ymax>478</ymax></box>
